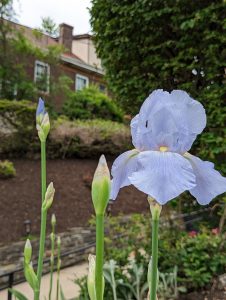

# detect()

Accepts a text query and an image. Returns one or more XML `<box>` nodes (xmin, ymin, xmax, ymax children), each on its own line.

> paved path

<box><xmin>0</xmin><ymin>262</ymin><xmax>88</xmax><ymax>300</ymax></box>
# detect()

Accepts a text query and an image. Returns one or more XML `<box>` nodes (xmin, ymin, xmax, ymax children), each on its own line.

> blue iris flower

<box><xmin>111</xmin><ymin>90</ymin><xmax>226</xmax><ymax>205</ymax></box>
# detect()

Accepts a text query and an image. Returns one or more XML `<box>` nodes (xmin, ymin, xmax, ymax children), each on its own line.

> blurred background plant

<box><xmin>63</xmin><ymin>85</ymin><xmax>123</xmax><ymax>122</ymax></box>
<box><xmin>0</xmin><ymin>159</ymin><xmax>16</xmax><ymax>179</ymax></box>
<box><xmin>75</xmin><ymin>213</ymin><xmax>226</xmax><ymax>299</ymax></box>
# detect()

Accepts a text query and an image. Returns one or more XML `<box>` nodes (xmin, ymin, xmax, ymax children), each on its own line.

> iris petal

<box><xmin>170</xmin><ymin>90</ymin><xmax>206</xmax><ymax>134</ymax></box>
<box><xmin>135</xmin><ymin>90</ymin><xmax>206</xmax><ymax>153</ymax></box>
<box><xmin>110</xmin><ymin>149</ymin><xmax>139</xmax><ymax>200</ymax></box>
<box><xmin>129</xmin><ymin>151</ymin><xmax>196</xmax><ymax>204</ymax></box>
<box><xmin>36</xmin><ymin>98</ymin><xmax>45</xmax><ymax>116</ymax></box>
<box><xmin>185</xmin><ymin>153</ymin><xmax>226</xmax><ymax>205</ymax></box>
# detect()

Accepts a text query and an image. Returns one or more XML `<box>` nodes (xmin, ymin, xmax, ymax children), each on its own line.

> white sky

<box><xmin>14</xmin><ymin>0</ymin><xmax>92</xmax><ymax>34</ymax></box>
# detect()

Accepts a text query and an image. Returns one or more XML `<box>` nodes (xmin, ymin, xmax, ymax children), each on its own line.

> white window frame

<box><xmin>34</xmin><ymin>60</ymin><xmax>50</xmax><ymax>93</ymax></box>
<box><xmin>75</xmin><ymin>74</ymin><xmax>89</xmax><ymax>91</ymax></box>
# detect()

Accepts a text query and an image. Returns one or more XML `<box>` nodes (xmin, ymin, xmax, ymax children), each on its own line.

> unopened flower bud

<box><xmin>24</xmin><ymin>239</ymin><xmax>32</xmax><ymax>264</ymax></box>
<box><xmin>42</xmin><ymin>182</ymin><xmax>55</xmax><ymax>210</ymax></box>
<box><xmin>92</xmin><ymin>155</ymin><xmax>111</xmax><ymax>215</ymax></box>
<box><xmin>87</xmin><ymin>254</ymin><xmax>105</xmax><ymax>300</ymax></box>
<box><xmin>148</xmin><ymin>196</ymin><xmax>162</xmax><ymax>220</ymax></box>
<box><xmin>36</xmin><ymin>98</ymin><xmax>50</xmax><ymax>142</ymax></box>
<box><xmin>51</xmin><ymin>214</ymin><xmax>56</xmax><ymax>226</ymax></box>
<box><xmin>57</xmin><ymin>236</ymin><xmax>61</xmax><ymax>247</ymax></box>
<box><xmin>87</xmin><ymin>254</ymin><xmax>96</xmax><ymax>300</ymax></box>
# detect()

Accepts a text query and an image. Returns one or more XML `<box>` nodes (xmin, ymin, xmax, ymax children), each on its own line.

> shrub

<box><xmin>49</xmin><ymin>118</ymin><xmax>131</xmax><ymax>158</ymax></box>
<box><xmin>85</xmin><ymin>214</ymin><xmax>226</xmax><ymax>297</ymax></box>
<box><xmin>63</xmin><ymin>86</ymin><xmax>123</xmax><ymax>122</ymax></box>
<box><xmin>0</xmin><ymin>99</ymin><xmax>38</xmax><ymax>155</ymax></box>
<box><xmin>0</xmin><ymin>100</ymin><xmax>130</xmax><ymax>157</ymax></box>
<box><xmin>0</xmin><ymin>160</ymin><xmax>16</xmax><ymax>179</ymax></box>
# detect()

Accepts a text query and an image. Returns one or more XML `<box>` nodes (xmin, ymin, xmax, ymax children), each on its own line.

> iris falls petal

<box><xmin>185</xmin><ymin>153</ymin><xmax>226</xmax><ymax>205</ymax></box>
<box><xmin>129</xmin><ymin>151</ymin><xmax>196</xmax><ymax>205</ymax></box>
<box><xmin>110</xmin><ymin>149</ymin><xmax>139</xmax><ymax>200</ymax></box>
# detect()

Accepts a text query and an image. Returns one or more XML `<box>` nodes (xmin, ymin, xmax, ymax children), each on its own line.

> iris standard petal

<box><xmin>130</xmin><ymin>114</ymin><xmax>144</xmax><ymax>150</ymax></box>
<box><xmin>184</xmin><ymin>153</ymin><xmax>226</xmax><ymax>205</ymax></box>
<box><xmin>36</xmin><ymin>98</ymin><xmax>45</xmax><ymax>116</ymax></box>
<box><xmin>129</xmin><ymin>151</ymin><xmax>196</xmax><ymax>205</ymax></box>
<box><xmin>111</xmin><ymin>149</ymin><xmax>139</xmax><ymax>200</ymax></box>
<box><xmin>132</xmin><ymin>107</ymin><xmax>182</xmax><ymax>151</ymax></box>
<box><xmin>170</xmin><ymin>90</ymin><xmax>206</xmax><ymax>134</ymax></box>
<box><xmin>136</xmin><ymin>90</ymin><xmax>206</xmax><ymax>153</ymax></box>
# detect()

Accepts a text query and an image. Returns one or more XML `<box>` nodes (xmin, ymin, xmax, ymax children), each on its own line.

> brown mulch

<box><xmin>180</xmin><ymin>290</ymin><xmax>225</xmax><ymax>300</ymax></box>
<box><xmin>0</xmin><ymin>158</ymin><xmax>149</xmax><ymax>244</ymax></box>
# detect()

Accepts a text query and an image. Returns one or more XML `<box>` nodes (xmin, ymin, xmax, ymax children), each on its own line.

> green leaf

<box><xmin>8</xmin><ymin>289</ymin><xmax>28</xmax><ymax>300</ymax></box>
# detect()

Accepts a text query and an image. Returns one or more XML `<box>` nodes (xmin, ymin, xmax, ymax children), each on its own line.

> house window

<box><xmin>34</xmin><ymin>60</ymin><xmax>50</xmax><ymax>93</ymax></box>
<box><xmin>99</xmin><ymin>84</ymin><xmax>106</xmax><ymax>93</ymax></box>
<box><xmin>75</xmin><ymin>74</ymin><xmax>89</xmax><ymax>91</ymax></box>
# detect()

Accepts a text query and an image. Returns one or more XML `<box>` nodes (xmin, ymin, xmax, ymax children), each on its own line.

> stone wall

<box><xmin>0</xmin><ymin>227</ymin><xmax>95</xmax><ymax>289</ymax></box>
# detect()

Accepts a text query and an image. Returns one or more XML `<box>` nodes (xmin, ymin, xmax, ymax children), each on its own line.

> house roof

<box><xmin>61</xmin><ymin>53</ymin><xmax>104</xmax><ymax>76</ymax></box>
<box><xmin>73</xmin><ymin>33</ymin><xmax>92</xmax><ymax>40</ymax></box>
<box><xmin>6</xmin><ymin>19</ymin><xmax>104</xmax><ymax>76</ymax></box>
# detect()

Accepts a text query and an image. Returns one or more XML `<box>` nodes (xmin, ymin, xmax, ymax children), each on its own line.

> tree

<box><xmin>90</xmin><ymin>0</ymin><xmax>226</xmax><ymax>172</ymax></box>
<box><xmin>0</xmin><ymin>1</ymin><xmax>66</xmax><ymax>101</ymax></box>
<box><xmin>0</xmin><ymin>0</ymin><xmax>38</xmax><ymax>99</ymax></box>
<box><xmin>39</xmin><ymin>16</ymin><xmax>59</xmax><ymax>37</ymax></box>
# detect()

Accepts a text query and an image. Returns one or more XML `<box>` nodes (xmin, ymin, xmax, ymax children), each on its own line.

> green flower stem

<box><xmin>56</xmin><ymin>238</ymin><xmax>61</xmax><ymax>300</ymax></box>
<box><xmin>95</xmin><ymin>214</ymin><xmax>104</xmax><ymax>300</ymax></box>
<box><xmin>150</xmin><ymin>218</ymin><xmax>159</xmax><ymax>300</ymax></box>
<box><xmin>34</xmin><ymin>289</ymin><xmax>39</xmax><ymax>300</ymax></box>
<box><xmin>37</xmin><ymin>141</ymin><xmax>47</xmax><ymax>295</ymax></box>
<box><xmin>41</xmin><ymin>141</ymin><xmax>46</xmax><ymax>202</ymax></box>
<box><xmin>49</xmin><ymin>232</ymin><xmax>55</xmax><ymax>300</ymax></box>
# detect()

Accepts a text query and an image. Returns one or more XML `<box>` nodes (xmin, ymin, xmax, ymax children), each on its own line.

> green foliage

<box><xmin>0</xmin><ymin>99</ymin><xmax>130</xmax><ymax>157</ymax></box>
<box><xmin>63</xmin><ymin>86</ymin><xmax>123</xmax><ymax>122</ymax></box>
<box><xmin>96</xmin><ymin>214</ymin><xmax>225</xmax><ymax>291</ymax></box>
<box><xmin>38</xmin><ymin>16</ymin><xmax>59</xmax><ymax>37</ymax></box>
<box><xmin>90</xmin><ymin>0</ymin><xmax>226</xmax><ymax>173</ymax></box>
<box><xmin>9</xmin><ymin>288</ymin><xmax>28</xmax><ymax>300</ymax></box>
<box><xmin>176</xmin><ymin>229</ymin><xmax>226</xmax><ymax>289</ymax></box>
<box><xmin>0</xmin><ymin>99</ymin><xmax>38</xmax><ymax>155</ymax></box>
<box><xmin>0</xmin><ymin>159</ymin><xmax>16</xmax><ymax>179</ymax></box>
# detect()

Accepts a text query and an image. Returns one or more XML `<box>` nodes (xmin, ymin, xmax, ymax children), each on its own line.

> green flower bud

<box><xmin>148</xmin><ymin>196</ymin><xmax>162</xmax><ymax>220</ymax></box>
<box><xmin>92</xmin><ymin>155</ymin><xmax>111</xmax><ymax>215</ymax></box>
<box><xmin>57</xmin><ymin>236</ymin><xmax>61</xmax><ymax>247</ymax></box>
<box><xmin>42</xmin><ymin>182</ymin><xmax>55</xmax><ymax>211</ymax></box>
<box><xmin>51</xmin><ymin>213</ymin><xmax>56</xmax><ymax>226</ymax></box>
<box><xmin>24</xmin><ymin>239</ymin><xmax>32</xmax><ymax>264</ymax></box>
<box><xmin>87</xmin><ymin>255</ymin><xmax>104</xmax><ymax>300</ymax></box>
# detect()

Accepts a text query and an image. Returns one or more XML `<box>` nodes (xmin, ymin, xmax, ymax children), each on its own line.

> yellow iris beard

<box><xmin>159</xmin><ymin>146</ymin><xmax>168</xmax><ymax>152</ymax></box>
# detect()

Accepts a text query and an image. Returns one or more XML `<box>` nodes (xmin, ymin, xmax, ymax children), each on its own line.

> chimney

<box><xmin>59</xmin><ymin>23</ymin><xmax>73</xmax><ymax>52</ymax></box>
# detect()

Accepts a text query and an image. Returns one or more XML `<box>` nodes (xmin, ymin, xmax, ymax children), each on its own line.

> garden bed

<box><xmin>0</xmin><ymin>158</ymin><xmax>149</xmax><ymax>244</ymax></box>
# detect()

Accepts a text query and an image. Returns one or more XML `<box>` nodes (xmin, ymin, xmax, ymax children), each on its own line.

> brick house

<box><xmin>9</xmin><ymin>21</ymin><xmax>106</xmax><ymax>110</ymax></box>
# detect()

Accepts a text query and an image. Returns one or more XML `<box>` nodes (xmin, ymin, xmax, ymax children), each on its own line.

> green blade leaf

<box><xmin>9</xmin><ymin>288</ymin><xmax>28</xmax><ymax>300</ymax></box>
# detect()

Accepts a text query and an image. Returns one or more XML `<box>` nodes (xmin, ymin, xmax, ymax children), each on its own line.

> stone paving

<box><xmin>0</xmin><ymin>261</ymin><xmax>88</xmax><ymax>300</ymax></box>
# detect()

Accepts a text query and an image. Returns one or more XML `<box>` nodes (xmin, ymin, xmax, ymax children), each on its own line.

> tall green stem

<box><xmin>37</xmin><ymin>141</ymin><xmax>47</xmax><ymax>295</ymax></box>
<box><xmin>49</xmin><ymin>232</ymin><xmax>55</xmax><ymax>300</ymax></box>
<box><xmin>56</xmin><ymin>237</ymin><xmax>61</xmax><ymax>300</ymax></box>
<box><xmin>95</xmin><ymin>214</ymin><xmax>104</xmax><ymax>300</ymax></box>
<box><xmin>150</xmin><ymin>219</ymin><xmax>159</xmax><ymax>300</ymax></box>
<box><xmin>34</xmin><ymin>289</ymin><xmax>39</xmax><ymax>300</ymax></box>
